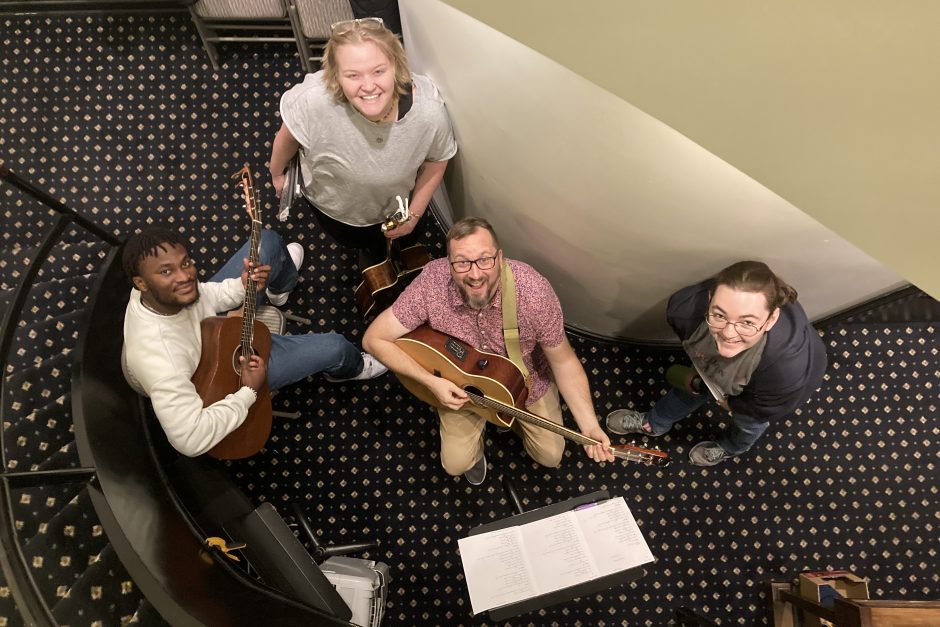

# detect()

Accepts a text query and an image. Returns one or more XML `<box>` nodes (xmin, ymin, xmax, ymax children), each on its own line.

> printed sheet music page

<box><xmin>458</xmin><ymin>497</ymin><xmax>654</xmax><ymax>614</ymax></box>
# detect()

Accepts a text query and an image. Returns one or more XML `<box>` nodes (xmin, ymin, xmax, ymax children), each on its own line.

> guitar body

<box><xmin>395</xmin><ymin>325</ymin><xmax>529</xmax><ymax>428</ymax></box>
<box><xmin>355</xmin><ymin>243</ymin><xmax>430</xmax><ymax>319</ymax></box>
<box><xmin>192</xmin><ymin>315</ymin><xmax>273</xmax><ymax>459</ymax></box>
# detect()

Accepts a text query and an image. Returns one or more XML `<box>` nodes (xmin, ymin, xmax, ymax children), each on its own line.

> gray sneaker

<box><xmin>464</xmin><ymin>452</ymin><xmax>487</xmax><ymax>486</ymax></box>
<box><xmin>689</xmin><ymin>441</ymin><xmax>732</xmax><ymax>466</ymax></box>
<box><xmin>605</xmin><ymin>409</ymin><xmax>657</xmax><ymax>436</ymax></box>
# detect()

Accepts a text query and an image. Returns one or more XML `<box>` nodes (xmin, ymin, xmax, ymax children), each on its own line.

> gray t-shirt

<box><xmin>682</xmin><ymin>321</ymin><xmax>767</xmax><ymax>401</ymax></box>
<box><xmin>280</xmin><ymin>72</ymin><xmax>458</xmax><ymax>226</ymax></box>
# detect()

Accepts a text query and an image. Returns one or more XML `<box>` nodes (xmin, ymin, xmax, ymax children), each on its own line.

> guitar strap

<box><xmin>499</xmin><ymin>261</ymin><xmax>531</xmax><ymax>388</ymax></box>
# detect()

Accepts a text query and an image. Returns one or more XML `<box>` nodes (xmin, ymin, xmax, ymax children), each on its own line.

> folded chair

<box><xmin>189</xmin><ymin>0</ymin><xmax>308</xmax><ymax>72</ymax></box>
<box><xmin>286</xmin><ymin>0</ymin><xmax>355</xmax><ymax>69</ymax></box>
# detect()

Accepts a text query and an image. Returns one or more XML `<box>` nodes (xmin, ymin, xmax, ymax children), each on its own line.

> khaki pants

<box><xmin>438</xmin><ymin>384</ymin><xmax>565</xmax><ymax>475</ymax></box>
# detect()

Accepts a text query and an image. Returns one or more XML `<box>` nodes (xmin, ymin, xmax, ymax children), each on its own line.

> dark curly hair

<box><xmin>121</xmin><ymin>227</ymin><xmax>188</xmax><ymax>278</ymax></box>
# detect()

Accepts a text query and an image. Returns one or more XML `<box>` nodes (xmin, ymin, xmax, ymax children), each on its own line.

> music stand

<box><xmin>467</xmin><ymin>486</ymin><xmax>647</xmax><ymax>621</ymax></box>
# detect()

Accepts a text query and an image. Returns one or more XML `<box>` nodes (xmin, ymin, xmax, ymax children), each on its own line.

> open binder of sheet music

<box><xmin>458</xmin><ymin>497</ymin><xmax>655</xmax><ymax>615</ymax></box>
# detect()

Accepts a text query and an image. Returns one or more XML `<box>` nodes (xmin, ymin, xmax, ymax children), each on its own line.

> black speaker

<box><xmin>225</xmin><ymin>502</ymin><xmax>353</xmax><ymax>621</ymax></box>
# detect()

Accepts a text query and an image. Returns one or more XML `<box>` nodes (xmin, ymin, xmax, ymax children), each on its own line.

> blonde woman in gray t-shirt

<box><xmin>268</xmin><ymin>17</ymin><xmax>457</xmax><ymax>267</ymax></box>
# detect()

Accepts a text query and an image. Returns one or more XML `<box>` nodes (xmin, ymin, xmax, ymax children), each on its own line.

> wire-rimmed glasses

<box><xmin>449</xmin><ymin>255</ymin><xmax>498</xmax><ymax>273</ymax></box>
<box><xmin>704</xmin><ymin>313</ymin><xmax>769</xmax><ymax>337</ymax></box>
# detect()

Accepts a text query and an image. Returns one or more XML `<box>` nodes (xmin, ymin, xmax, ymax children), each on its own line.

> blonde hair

<box><xmin>321</xmin><ymin>22</ymin><xmax>411</xmax><ymax>104</ymax></box>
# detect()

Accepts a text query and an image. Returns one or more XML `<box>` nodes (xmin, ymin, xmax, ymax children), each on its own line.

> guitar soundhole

<box><xmin>464</xmin><ymin>385</ymin><xmax>483</xmax><ymax>397</ymax></box>
<box><xmin>231</xmin><ymin>344</ymin><xmax>259</xmax><ymax>376</ymax></box>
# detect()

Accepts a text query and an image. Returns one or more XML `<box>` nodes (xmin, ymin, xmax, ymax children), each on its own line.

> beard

<box><xmin>458</xmin><ymin>278</ymin><xmax>498</xmax><ymax>310</ymax></box>
<box><xmin>152</xmin><ymin>284</ymin><xmax>200</xmax><ymax>311</ymax></box>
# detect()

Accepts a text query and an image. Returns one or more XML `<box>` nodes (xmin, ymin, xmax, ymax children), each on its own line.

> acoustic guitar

<box><xmin>355</xmin><ymin>196</ymin><xmax>430</xmax><ymax>319</ymax></box>
<box><xmin>190</xmin><ymin>166</ymin><xmax>273</xmax><ymax>460</ymax></box>
<box><xmin>394</xmin><ymin>325</ymin><xmax>671</xmax><ymax>467</ymax></box>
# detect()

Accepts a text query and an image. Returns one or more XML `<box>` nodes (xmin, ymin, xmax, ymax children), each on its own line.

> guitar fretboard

<box><xmin>465</xmin><ymin>391</ymin><xmax>662</xmax><ymax>465</ymax></box>
<box><xmin>237</xmin><ymin>166</ymin><xmax>260</xmax><ymax>361</ymax></box>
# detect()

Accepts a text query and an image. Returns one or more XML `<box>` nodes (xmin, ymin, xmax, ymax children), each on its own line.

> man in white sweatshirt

<box><xmin>121</xmin><ymin>226</ymin><xmax>386</xmax><ymax>456</ymax></box>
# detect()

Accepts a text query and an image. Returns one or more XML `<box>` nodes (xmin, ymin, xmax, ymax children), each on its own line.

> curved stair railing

<box><xmin>1</xmin><ymin>166</ymin><xmax>351</xmax><ymax>626</ymax></box>
<box><xmin>1</xmin><ymin>165</ymin><xmax>120</xmax><ymax>626</ymax></box>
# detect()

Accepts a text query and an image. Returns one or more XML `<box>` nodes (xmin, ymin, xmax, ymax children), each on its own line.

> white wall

<box><xmin>400</xmin><ymin>0</ymin><xmax>905</xmax><ymax>341</ymax></box>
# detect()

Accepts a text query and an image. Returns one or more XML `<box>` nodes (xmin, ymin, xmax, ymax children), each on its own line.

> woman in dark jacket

<box><xmin>607</xmin><ymin>261</ymin><xmax>827</xmax><ymax>466</ymax></box>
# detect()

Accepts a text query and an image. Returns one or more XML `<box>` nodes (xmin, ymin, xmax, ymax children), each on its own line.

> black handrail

<box><xmin>0</xmin><ymin>164</ymin><xmax>127</xmax><ymax>626</ymax></box>
<box><xmin>0</xmin><ymin>208</ymin><xmax>89</xmax><ymax>627</ymax></box>
<box><xmin>0</xmin><ymin>477</ymin><xmax>59</xmax><ymax>626</ymax></box>
<box><xmin>0</xmin><ymin>164</ymin><xmax>121</xmax><ymax>246</ymax></box>
<box><xmin>0</xmin><ymin>213</ymin><xmax>74</xmax><ymax>468</ymax></box>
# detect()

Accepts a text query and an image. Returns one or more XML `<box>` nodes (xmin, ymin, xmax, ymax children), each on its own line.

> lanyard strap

<box><xmin>500</xmin><ymin>261</ymin><xmax>531</xmax><ymax>387</ymax></box>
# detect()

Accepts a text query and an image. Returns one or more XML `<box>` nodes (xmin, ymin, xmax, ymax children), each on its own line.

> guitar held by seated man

<box><xmin>395</xmin><ymin>325</ymin><xmax>670</xmax><ymax>467</ymax></box>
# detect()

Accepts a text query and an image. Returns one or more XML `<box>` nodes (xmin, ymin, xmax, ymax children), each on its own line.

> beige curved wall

<box><xmin>401</xmin><ymin>0</ymin><xmax>923</xmax><ymax>340</ymax></box>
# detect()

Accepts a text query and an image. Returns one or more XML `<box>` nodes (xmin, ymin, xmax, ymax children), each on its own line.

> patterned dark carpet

<box><xmin>1</xmin><ymin>11</ymin><xmax>937</xmax><ymax>627</ymax></box>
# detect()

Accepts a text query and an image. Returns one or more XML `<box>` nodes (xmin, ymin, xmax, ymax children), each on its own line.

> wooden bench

<box><xmin>767</xmin><ymin>581</ymin><xmax>940</xmax><ymax>627</ymax></box>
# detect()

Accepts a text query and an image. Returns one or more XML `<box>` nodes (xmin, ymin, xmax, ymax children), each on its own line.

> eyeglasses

<box><xmin>449</xmin><ymin>255</ymin><xmax>498</xmax><ymax>273</ymax></box>
<box><xmin>705</xmin><ymin>312</ymin><xmax>769</xmax><ymax>337</ymax></box>
<box><xmin>331</xmin><ymin>17</ymin><xmax>385</xmax><ymax>36</ymax></box>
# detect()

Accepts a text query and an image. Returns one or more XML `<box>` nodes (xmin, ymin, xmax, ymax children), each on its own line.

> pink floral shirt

<box><xmin>392</xmin><ymin>258</ymin><xmax>565</xmax><ymax>405</ymax></box>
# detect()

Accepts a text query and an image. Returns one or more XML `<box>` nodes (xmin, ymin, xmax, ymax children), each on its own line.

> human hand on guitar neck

<box><xmin>239</xmin><ymin>354</ymin><xmax>267</xmax><ymax>395</ymax></box>
<box><xmin>580</xmin><ymin>423</ymin><xmax>615</xmax><ymax>463</ymax></box>
<box><xmin>240</xmin><ymin>258</ymin><xmax>271</xmax><ymax>293</ymax></box>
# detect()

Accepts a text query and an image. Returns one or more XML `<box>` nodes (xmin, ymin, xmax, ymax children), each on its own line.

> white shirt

<box><xmin>121</xmin><ymin>278</ymin><xmax>257</xmax><ymax>456</ymax></box>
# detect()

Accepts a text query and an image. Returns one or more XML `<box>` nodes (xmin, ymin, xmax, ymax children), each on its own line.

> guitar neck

<box><xmin>466</xmin><ymin>391</ymin><xmax>598</xmax><ymax>448</ymax></box>
<box><xmin>237</xmin><ymin>166</ymin><xmax>262</xmax><ymax>359</ymax></box>
<box><xmin>465</xmin><ymin>391</ymin><xmax>668</xmax><ymax>466</ymax></box>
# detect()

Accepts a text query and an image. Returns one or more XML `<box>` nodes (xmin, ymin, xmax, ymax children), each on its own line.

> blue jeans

<box><xmin>209</xmin><ymin>229</ymin><xmax>363</xmax><ymax>389</ymax></box>
<box><xmin>210</xmin><ymin>228</ymin><xmax>299</xmax><ymax>301</ymax></box>
<box><xmin>646</xmin><ymin>388</ymin><xmax>769</xmax><ymax>455</ymax></box>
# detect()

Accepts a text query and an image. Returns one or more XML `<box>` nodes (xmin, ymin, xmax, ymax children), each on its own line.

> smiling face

<box><xmin>131</xmin><ymin>242</ymin><xmax>199</xmax><ymax>315</ymax></box>
<box><xmin>334</xmin><ymin>40</ymin><xmax>397</xmax><ymax>121</ymax></box>
<box><xmin>707</xmin><ymin>284</ymin><xmax>780</xmax><ymax>358</ymax></box>
<box><xmin>448</xmin><ymin>228</ymin><xmax>503</xmax><ymax>310</ymax></box>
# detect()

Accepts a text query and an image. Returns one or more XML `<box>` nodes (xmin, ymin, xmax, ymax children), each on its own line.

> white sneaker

<box><xmin>266</xmin><ymin>242</ymin><xmax>305</xmax><ymax>306</ymax></box>
<box><xmin>324</xmin><ymin>352</ymin><xmax>389</xmax><ymax>382</ymax></box>
<box><xmin>286</xmin><ymin>242</ymin><xmax>304</xmax><ymax>270</ymax></box>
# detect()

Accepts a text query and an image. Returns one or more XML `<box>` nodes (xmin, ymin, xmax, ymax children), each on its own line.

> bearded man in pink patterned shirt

<box><xmin>364</xmin><ymin>217</ymin><xmax>614</xmax><ymax>485</ymax></box>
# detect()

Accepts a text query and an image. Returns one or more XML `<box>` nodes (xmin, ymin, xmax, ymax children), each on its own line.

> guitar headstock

<box><xmin>233</xmin><ymin>165</ymin><xmax>260</xmax><ymax>223</ymax></box>
<box><xmin>610</xmin><ymin>443</ymin><xmax>671</xmax><ymax>467</ymax></box>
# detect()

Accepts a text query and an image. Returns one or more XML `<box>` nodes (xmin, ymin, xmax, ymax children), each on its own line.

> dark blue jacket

<box><xmin>667</xmin><ymin>279</ymin><xmax>827</xmax><ymax>421</ymax></box>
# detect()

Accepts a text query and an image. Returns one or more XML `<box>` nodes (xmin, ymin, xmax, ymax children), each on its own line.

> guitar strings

<box><xmin>238</xmin><ymin>168</ymin><xmax>261</xmax><ymax>364</ymax></box>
